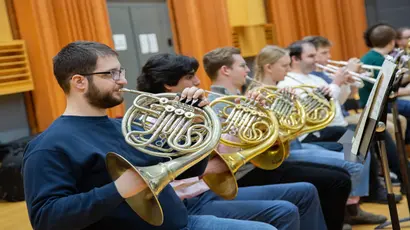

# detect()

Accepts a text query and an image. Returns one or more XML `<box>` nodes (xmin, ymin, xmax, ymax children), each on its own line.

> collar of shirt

<box><xmin>210</xmin><ymin>85</ymin><xmax>241</xmax><ymax>96</ymax></box>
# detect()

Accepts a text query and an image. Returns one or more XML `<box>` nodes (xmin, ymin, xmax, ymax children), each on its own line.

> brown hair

<box><xmin>202</xmin><ymin>47</ymin><xmax>241</xmax><ymax>80</ymax></box>
<box><xmin>253</xmin><ymin>45</ymin><xmax>288</xmax><ymax>81</ymax></box>
<box><xmin>396</xmin><ymin>27</ymin><xmax>410</xmax><ymax>39</ymax></box>
<box><xmin>363</xmin><ymin>23</ymin><xmax>396</xmax><ymax>48</ymax></box>
<box><xmin>303</xmin><ymin>36</ymin><xmax>332</xmax><ymax>49</ymax></box>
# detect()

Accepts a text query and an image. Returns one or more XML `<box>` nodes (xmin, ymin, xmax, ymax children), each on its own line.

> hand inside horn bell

<box><xmin>114</xmin><ymin>169</ymin><xmax>148</xmax><ymax>199</ymax></box>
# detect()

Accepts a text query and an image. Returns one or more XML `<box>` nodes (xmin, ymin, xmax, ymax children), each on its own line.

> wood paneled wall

<box><xmin>7</xmin><ymin>0</ymin><xmax>370</xmax><ymax>132</ymax></box>
<box><xmin>169</xmin><ymin>0</ymin><xmax>233</xmax><ymax>90</ymax></box>
<box><xmin>0</xmin><ymin>0</ymin><xmax>12</xmax><ymax>42</ymax></box>
<box><xmin>266</xmin><ymin>0</ymin><xmax>369</xmax><ymax>61</ymax></box>
<box><xmin>12</xmin><ymin>0</ymin><xmax>124</xmax><ymax>132</ymax></box>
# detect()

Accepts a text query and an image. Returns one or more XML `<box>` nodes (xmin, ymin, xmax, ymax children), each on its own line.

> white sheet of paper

<box><xmin>139</xmin><ymin>34</ymin><xmax>150</xmax><ymax>54</ymax></box>
<box><xmin>113</xmin><ymin>34</ymin><xmax>127</xmax><ymax>51</ymax></box>
<box><xmin>147</xmin><ymin>33</ymin><xmax>159</xmax><ymax>53</ymax></box>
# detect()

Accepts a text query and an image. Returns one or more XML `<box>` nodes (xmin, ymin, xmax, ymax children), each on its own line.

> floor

<box><xmin>1</xmin><ymin>190</ymin><xmax>410</xmax><ymax>230</ymax></box>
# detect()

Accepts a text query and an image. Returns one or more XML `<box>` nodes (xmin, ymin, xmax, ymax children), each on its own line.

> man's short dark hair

<box><xmin>202</xmin><ymin>47</ymin><xmax>241</xmax><ymax>80</ymax></box>
<box><xmin>303</xmin><ymin>36</ymin><xmax>332</xmax><ymax>49</ymax></box>
<box><xmin>53</xmin><ymin>41</ymin><xmax>118</xmax><ymax>93</ymax></box>
<box><xmin>136</xmin><ymin>53</ymin><xmax>199</xmax><ymax>93</ymax></box>
<box><xmin>363</xmin><ymin>23</ymin><xmax>396</xmax><ymax>48</ymax></box>
<box><xmin>287</xmin><ymin>40</ymin><xmax>314</xmax><ymax>61</ymax></box>
<box><xmin>396</xmin><ymin>27</ymin><xmax>410</xmax><ymax>39</ymax></box>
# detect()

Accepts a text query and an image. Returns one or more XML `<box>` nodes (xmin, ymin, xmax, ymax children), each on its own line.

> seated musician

<box><xmin>252</xmin><ymin>45</ymin><xmax>388</xmax><ymax>226</ymax></box>
<box><xmin>136</xmin><ymin>52</ymin><xmax>327</xmax><ymax>230</ymax></box>
<box><xmin>305</xmin><ymin>35</ymin><xmax>407</xmax><ymax>144</ymax></box>
<box><xmin>360</xmin><ymin>23</ymin><xmax>410</xmax><ymax>144</ymax></box>
<box><xmin>304</xmin><ymin>35</ymin><xmax>407</xmax><ymax>194</ymax></box>
<box><xmin>23</xmin><ymin>41</ymin><xmax>298</xmax><ymax>230</ymax></box>
<box><xmin>395</xmin><ymin>27</ymin><xmax>410</xmax><ymax>50</ymax></box>
<box><xmin>277</xmin><ymin>40</ymin><xmax>403</xmax><ymax>204</ymax></box>
<box><xmin>137</xmin><ymin>50</ymin><xmax>353</xmax><ymax>230</ymax></box>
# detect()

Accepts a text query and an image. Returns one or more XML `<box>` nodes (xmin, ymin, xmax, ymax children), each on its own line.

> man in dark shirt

<box><xmin>22</xmin><ymin>41</ymin><xmax>286</xmax><ymax>230</ymax></box>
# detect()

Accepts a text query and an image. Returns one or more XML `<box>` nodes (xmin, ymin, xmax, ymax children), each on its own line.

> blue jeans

<box><xmin>187</xmin><ymin>215</ymin><xmax>276</xmax><ymax>230</ymax></box>
<box><xmin>288</xmin><ymin>140</ymin><xmax>370</xmax><ymax>197</ymax></box>
<box><xmin>185</xmin><ymin>183</ymin><xmax>327</xmax><ymax>230</ymax></box>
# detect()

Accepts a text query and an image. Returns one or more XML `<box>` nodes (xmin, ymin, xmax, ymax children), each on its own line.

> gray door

<box><xmin>107</xmin><ymin>0</ymin><xmax>175</xmax><ymax>109</ymax></box>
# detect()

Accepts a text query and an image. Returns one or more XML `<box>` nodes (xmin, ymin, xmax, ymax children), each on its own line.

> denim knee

<box><xmin>294</xmin><ymin>182</ymin><xmax>319</xmax><ymax>200</ymax></box>
<box><xmin>273</xmin><ymin>200</ymin><xmax>300</xmax><ymax>226</ymax></box>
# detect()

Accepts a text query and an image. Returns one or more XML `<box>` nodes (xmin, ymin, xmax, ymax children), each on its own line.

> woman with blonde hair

<box><xmin>251</xmin><ymin>45</ymin><xmax>387</xmax><ymax>228</ymax></box>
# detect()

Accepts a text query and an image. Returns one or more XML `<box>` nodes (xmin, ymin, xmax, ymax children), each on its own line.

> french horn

<box><xmin>105</xmin><ymin>88</ymin><xmax>222</xmax><ymax>226</ymax></box>
<box><xmin>245</xmin><ymin>78</ymin><xmax>306</xmax><ymax>170</ymax></box>
<box><xmin>201</xmin><ymin>93</ymin><xmax>280</xmax><ymax>199</ymax></box>
<box><xmin>244</xmin><ymin>77</ymin><xmax>336</xmax><ymax>170</ymax></box>
<box><xmin>292</xmin><ymin>85</ymin><xmax>336</xmax><ymax>134</ymax></box>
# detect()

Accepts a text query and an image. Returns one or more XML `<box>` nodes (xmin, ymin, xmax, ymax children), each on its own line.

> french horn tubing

<box><xmin>105</xmin><ymin>88</ymin><xmax>221</xmax><ymax>226</ymax></box>
<box><xmin>201</xmin><ymin>91</ymin><xmax>280</xmax><ymax>199</ymax></box>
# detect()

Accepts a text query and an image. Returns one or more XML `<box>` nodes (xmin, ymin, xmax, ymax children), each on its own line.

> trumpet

<box><xmin>201</xmin><ymin>91</ymin><xmax>280</xmax><ymax>198</ymax></box>
<box><xmin>105</xmin><ymin>88</ymin><xmax>222</xmax><ymax>226</ymax></box>
<box><xmin>316</xmin><ymin>63</ymin><xmax>376</xmax><ymax>88</ymax></box>
<box><xmin>327</xmin><ymin>60</ymin><xmax>382</xmax><ymax>71</ymax></box>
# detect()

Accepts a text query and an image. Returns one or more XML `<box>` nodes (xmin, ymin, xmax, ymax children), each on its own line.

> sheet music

<box><xmin>351</xmin><ymin>59</ymin><xmax>396</xmax><ymax>155</ymax></box>
<box><xmin>370</xmin><ymin>63</ymin><xmax>395</xmax><ymax>119</ymax></box>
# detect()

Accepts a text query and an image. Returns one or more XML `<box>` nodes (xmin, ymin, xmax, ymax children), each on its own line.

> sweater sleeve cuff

<box><xmin>94</xmin><ymin>182</ymin><xmax>124</xmax><ymax>206</ymax></box>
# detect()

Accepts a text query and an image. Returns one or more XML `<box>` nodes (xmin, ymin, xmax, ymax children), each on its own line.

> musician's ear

<box><xmin>164</xmin><ymin>84</ymin><xmax>172</xmax><ymax>92</ymax></box>
<box><xmin>264</xmin><ymin>63</ymin><xmax>273</xmax><ymax>74</ymax></box>
<box><xmin>220</xmin><ymin>65</ymin><xmax>230</xmax><ymax>77</ymax></box>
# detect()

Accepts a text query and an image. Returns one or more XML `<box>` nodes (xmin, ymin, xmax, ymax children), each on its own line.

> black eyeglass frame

<box><xmin>77</xmin><ymin>67</ymin><xmax>126</xmax><ymax>81</ymax></box>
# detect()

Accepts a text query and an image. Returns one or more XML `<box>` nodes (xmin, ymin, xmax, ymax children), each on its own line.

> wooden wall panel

<box><xmin>266</xmin><ymin>0</ymin><xmax>369</xmax><ymax>60</ymax></box>
<box><xmin>266</xmin><ymin>0</ymin><xmax>300</xmax><ymax>47</ymax></box>
<box><xmin>170</xmin><ymin>0</ymin><xmax>232</xmax><ymax>90</ymax></box>
<box><xmin>0</xmin><ymin>0</ymin><xmax>12</xmax><ymax>42</ymax></box>
<box><xmin>12</xmin><ymin>0</ymin><xmax>124</xmax><ymax>132</ymax></box>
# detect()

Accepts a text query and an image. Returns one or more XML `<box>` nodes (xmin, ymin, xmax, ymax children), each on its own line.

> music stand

<box><xmin>374</xmin><ymin>67</ymin><xmax>410</xmax><ymax>229</ymax></box>
<box><xmin>345</xmin><ymin>56</ymin><xmax>404</xmax><ymax>229</ymax></box>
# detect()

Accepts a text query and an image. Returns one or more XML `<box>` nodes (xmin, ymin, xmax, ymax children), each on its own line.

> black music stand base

<box><xmin>374</xmin><ymin>95</ymin><xmax>410</xmax><ymax>230</ymax></box>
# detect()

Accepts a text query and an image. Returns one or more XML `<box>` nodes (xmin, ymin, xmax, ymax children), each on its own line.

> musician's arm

<box><xmin>23</xmin><ymin>150</ymin><xmax>124</xmax><ymax>230</ymax></box>
<box><xmin>398</xmin><ymin>84</ymin><xmax>410</xmax><ymax>96</ymax></box>
<box><xmin>338</xmin><ymin>84</ymin><xmax>351</xmax><ymax>105</ymax></box>
<box><xmin>176</xmin><ymin>156</ymin><xmax>210</xmax><ymax>179</ymax></box>
<box><xmin>328</xmin><ymin>83</ymin><xmax>342</xmax><ymax>99</ymax></box>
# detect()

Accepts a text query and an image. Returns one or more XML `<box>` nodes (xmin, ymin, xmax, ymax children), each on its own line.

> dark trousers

<box><xmin>237</xmin><ymin>161</ymin><xmax>352</xmax><ymax>230</ymax></box>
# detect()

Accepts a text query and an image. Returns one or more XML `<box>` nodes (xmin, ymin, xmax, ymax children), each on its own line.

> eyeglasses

<box><xmin>79</xmin><ymin>67</ymin><xmax>126</xmax><ymax>81</ymax></box>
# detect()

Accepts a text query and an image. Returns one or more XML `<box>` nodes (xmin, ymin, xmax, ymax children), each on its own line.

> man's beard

<box><xmin>85</xmin><ymin>81</ymin><xmax>123</xmax><ymax>109</ymax></box>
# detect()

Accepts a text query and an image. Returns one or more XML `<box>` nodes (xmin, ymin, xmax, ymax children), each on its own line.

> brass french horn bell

<box><xmin>105</xmin><ymin>88</ymin><xmax>222</xmax><ymax>226</ymax></box>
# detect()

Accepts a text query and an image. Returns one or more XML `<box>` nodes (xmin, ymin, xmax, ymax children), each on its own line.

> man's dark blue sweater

<box><xmin>23</xmin><ymin>115</ymin><xmax>207</xmax><ymax>230</ymax></box>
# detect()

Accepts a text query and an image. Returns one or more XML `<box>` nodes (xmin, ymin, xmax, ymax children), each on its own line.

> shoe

<box><xmin>342</xmin><ymin>223</ymin><xmax>352</xmax><ymax>230</ymax></box>
<box><xmin>345</xmin><ymin>204</ymin><xmax>387</xmax><ymax>225</ymax></box>
<box><xmin>378</xmin><ymin>175</ymin><xmax>401</xmax><ymax>187</ymax></box>
<box><xmin>362</xmin><ymin>186</ymin><xmax>403</xmax><ymax>204</ymax></box>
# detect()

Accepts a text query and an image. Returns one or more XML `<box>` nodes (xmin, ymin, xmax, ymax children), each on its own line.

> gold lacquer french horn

<box><xmin>201</xmin><ymin>93</ymin><xmax>280</xmax><ymax>199</ymax></box>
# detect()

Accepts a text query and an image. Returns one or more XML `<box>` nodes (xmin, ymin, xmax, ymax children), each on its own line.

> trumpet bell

<box><xmin>106</xmin><ymin>152</ymin><xmax>163</xmax><ymax>226</ymax></box>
